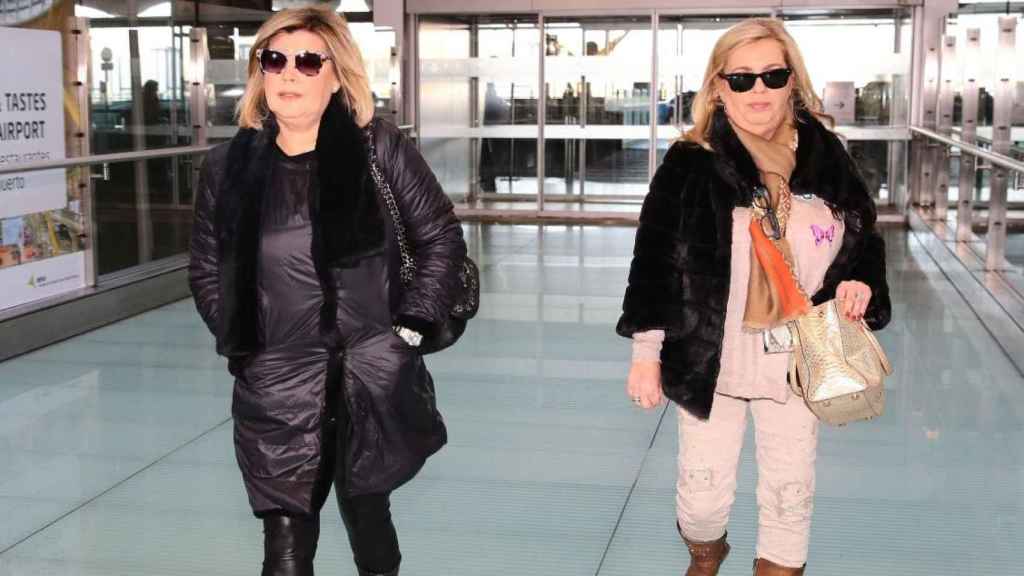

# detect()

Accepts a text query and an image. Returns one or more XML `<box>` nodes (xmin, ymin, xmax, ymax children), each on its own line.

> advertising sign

<box><xmin>0</xmin><ymin>26</ymin><xmax>85</xmax><ymax>310</ymax></box>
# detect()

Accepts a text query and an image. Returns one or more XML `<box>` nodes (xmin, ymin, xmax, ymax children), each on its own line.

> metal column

<box><xmin>888</xmin><ymin>74</ymin><xmax>910</xmax><ymax>211</ymax></box>
<box><xmin>404</xmin><ymin>12</ymin><xmax>419</xmax><ymax>135</ymax></box>
<box><xmin>65</xmin><ymin>17</ymin><xmax>95</xmax><ymax>287</ymax></box>
<box><xmin>128</xmin><ymin>29</ymin><xmax>152</xmax><ymax>264</ymax></box>
<box><xmin>468</xmin><ymin>21</ymin><xmax>480</xmax><ymax>202</ymax></box>
<box><xmin>913</xmin><ymin>8</ymin><xmax>942</xmax><ymax>206</ymax></box>
<box><xmin>986</xmin><ymin>16</ymin><xmax>1017</xmax><ymax>270</ymax></box>
<box><xmin>649</xmin><ymin>11</ymin><xmax>659</xmax><ymax>183</ymax></box>
<box><xmin>933</xmin><ymin>34</ymin><xmax>956</xmax><ymax>222</ymax></box>
<box><xmin>957</xmin><ymin>28</ymin><xmax>980</xmax><ymax>242</ymax></box>
<box><xmin>889</xmin><ymin>9</ymin><xmax>910</xmax><ymax>213</ymax></box>
<box><xmin>578</xmin><ymin>74</ymin><xmax>587</xmax><ymax>197</ymax></box>
<box><xmin>373</xmin><ymin>0</ymin><xmax>404</xmax><ymax>126</ymax></box>
<box><xmin>188</xmin><ymin>29</ymin><xmax>208</xmax><ymax>195</ymax></box>
<box><xmin>537</xmin><ymin>13</ymin><xmax>546</xmax><ymax>211</ymax></box>
<box><xmin>925</xmin><ymin>14</ymin><xmax>937</xmax><ymax>208</ymax></box>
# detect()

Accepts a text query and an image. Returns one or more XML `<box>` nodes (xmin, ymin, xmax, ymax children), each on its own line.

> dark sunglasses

<box><xmin>256</xmin><ymin>48</ymin><xmax>332</xmax><ymax>77</ymax></box>
<box><xmin>718</xmin><ymin>68</ymin><xmax>792</xmax><ymax>93</ymax></box>
<box><xmin>752</xmin><ymin>185</ymin><xmax>783</xmax><ymax>240</ymax></box>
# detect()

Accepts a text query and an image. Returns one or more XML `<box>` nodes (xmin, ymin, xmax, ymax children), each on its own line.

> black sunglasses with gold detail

<box><xmin>256</xmin><ymin>48</ymin><xmax>332</xmax><ymax>77</ymax></box>
<box><xmin>718</xmin><ymin>67</ymin><xmax>792</xmax><ymax>93</ymax></box>
<box><xmin>752</xmin><ymin>185</ymin><xmax>783</xmax><ymax>240</ymax></box>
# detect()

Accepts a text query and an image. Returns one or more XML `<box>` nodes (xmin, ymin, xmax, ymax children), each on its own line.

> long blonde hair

<box><xmin>236</xmin><ymin>6</ymin><xmax>374</xmax><ymax>129</ymax></box>
<box><xmin>683</xmin><ymin>18</ymin><xmax>830</xmax><ymax>147</ymax></box>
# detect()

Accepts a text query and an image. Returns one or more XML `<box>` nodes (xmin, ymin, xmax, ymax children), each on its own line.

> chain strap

<box><xmin>364</xmin><ymin>122</ymin><xmax>416</xmax><ymax>286</ymax></box>
<box><xmin>751</xmin><ymin>175</ymin><xmax>810</xmax><ymax>303</ymax></box>
<box><xmin>777</xmin><ymin>179</ymin><xmax>793</xmax><ymax>237</ymax></box>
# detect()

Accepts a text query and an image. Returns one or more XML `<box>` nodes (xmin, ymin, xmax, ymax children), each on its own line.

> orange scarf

<box><xmin>731</xmin><ymin>119</ymin><xmax>811</xmax><ymax>331</ymax></box>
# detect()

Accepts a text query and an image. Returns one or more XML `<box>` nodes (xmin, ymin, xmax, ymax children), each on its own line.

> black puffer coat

<box><xmin>617</xmin><ymin>108</ymin><xmax>891</xmax><ymax>420</ymax></box>
<box><xmin>189</xmin><ymin>100</ymin><xmax>465</xmax><ymax>515</ymax></box>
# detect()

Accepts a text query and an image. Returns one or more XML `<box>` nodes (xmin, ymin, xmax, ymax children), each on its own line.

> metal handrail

<box><xmin>0</xmin><ymin>144</ymin><xmax>216</xmax><ymax>177</ymax></box>
<box><xmin>910</xmin><ymin>126</ymin><xmax>1024</xmax><ymax>175</ymax></box>
<box><xmin>0</xmin><ymin>123</ymin><xmax>417</xmax><ymax>177</ymax></box>
<box><xmin>951</xmin><ymin>127</ymin><xmax>1024</xmax><ymax>156</ymax></box>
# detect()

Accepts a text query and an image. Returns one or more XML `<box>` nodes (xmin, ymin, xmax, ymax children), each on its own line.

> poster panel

<box><xmin>0</xmin><ymin>26</ymin><xmax>85</xmax><ymax>310</ymax></box>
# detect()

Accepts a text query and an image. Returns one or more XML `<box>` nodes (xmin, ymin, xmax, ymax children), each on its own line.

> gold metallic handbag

<box><xmin>787</xmin><ymin>299</ymin><xmax>892</xmax><ymax>426</ymax></box>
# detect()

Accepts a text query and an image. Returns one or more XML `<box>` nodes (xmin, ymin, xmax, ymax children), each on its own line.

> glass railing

<box><xmin>0</xmin><ymin>145</ymin><xmax>213</xmax><ymax>292</ymax></box>
<box><xmin>0</xmin><ymin>2</ymin><xmax>403</xmax><ymax>315</ymax></box>
<box><xmin>910</xmin><ymin>125</ymin><xmax>1024</xmax><ymax>268</ymax></box>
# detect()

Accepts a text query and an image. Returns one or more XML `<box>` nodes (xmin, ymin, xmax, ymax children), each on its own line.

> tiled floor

<box><xmin>1007</xmin><ymin>232</ymin><xmax>1024</xmax><ymax>267</ymax></box>
<box><xmin>0</xmin><ymin>224</ymin><xmax>1021</xmax><ymax>575</ymax></box>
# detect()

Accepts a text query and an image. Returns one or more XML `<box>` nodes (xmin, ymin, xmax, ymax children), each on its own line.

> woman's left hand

<box><xmin>836</xmin><ymin>280</ymin><xmax>872</xmax><ymax>321</ymax></box>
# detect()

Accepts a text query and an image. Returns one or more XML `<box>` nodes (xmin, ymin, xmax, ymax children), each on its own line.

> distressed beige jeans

<box><xmin>676</xmin><ymin>392</ymin><xmax>818</xmax><ymax>568</ymax></box>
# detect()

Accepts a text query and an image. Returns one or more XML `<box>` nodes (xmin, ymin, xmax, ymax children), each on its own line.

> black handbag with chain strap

<box><xmin>364</xmin><ymin>123</ymin><xmax>480</xmax><ymax>354</ymax></box>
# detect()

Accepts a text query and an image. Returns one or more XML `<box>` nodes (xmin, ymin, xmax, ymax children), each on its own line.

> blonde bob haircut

<box><xmin>683</xmin><ymin>18</ymin><xmax>831</xmax><ymax>148</ymax></box>
<box><xmin>236</xmin><ymin>6</ymin><xmax>374</xmax><ymax>129</ymax></box>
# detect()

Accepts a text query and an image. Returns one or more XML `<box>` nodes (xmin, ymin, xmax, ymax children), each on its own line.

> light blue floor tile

<box><xmin>1</xmin><ymin>224</ymin><xmax>1022</xmax><ymax>576</ymax></box>
<box><xmin>388</xmin><ymin>478</ymin><xmax>628</xmax><ymax>576</ymax></box>
<box><xmin>0</xmin><ymin>497</ymin><xmax>75</xmax><ymax>552</ymax></box>
<box><xmin>419</xmin><ymin>444</ymin><xmax>646</xmax><ymax>487</ymax></box>
<box><xmin>0</xmin><ymin>450</ymin><xmax>152</xmax><ymax>502</ymax></box>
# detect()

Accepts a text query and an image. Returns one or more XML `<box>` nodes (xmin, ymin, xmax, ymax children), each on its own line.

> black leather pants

<box><xmin>261</xmin><ymin>355</ymin><xmax>401</xmax><ymax>576</ymax></box>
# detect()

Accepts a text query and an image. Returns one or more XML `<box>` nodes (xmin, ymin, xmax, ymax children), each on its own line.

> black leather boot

<box><xmin>262</xmin><ymin>514</ymin><xmax>320</xmax><ymax>576</ymax></box>
<box><xmin>357</xmin><ymin>567</ymin><xmax>399</xmax><ymax>576</ymax></box>
<box><xmin>357</xmin><ymin>568</ymin><xmax>398</xmax><ymax>576</ymax></box>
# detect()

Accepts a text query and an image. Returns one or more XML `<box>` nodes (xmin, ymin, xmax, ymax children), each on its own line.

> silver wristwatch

<box><xmin>393</xmin><ymin>325</ymin><xmax>423</xmax><ymax>347</ymax></box>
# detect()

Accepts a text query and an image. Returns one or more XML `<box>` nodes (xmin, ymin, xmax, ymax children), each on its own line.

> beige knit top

<box><xmin>632</xmin><ymin>195</ymin><xmax>845</xmax><ymax>403</ymax></box>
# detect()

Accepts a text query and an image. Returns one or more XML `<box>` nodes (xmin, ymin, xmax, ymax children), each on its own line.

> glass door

<box><xmin>418</xmin><ymin>15</ymin><xmax>540</xmax><ymax>205</ymax></box>
<box><xmin>412</xmin><ymin>8</ymin><xmax>916</xmax><ymax>214</ymax></box>
<box><xmin>656</xmin><ymin>10</ymin><xmax>912</xmax><ymax>206</ymax></box>
<box><xmin>655</xmin><ymin>17</ymin><xmax>743</xmax><ymax>165</ymax></box>
<box><xmin>543</xmin><ymin>16</ymin><xmax>652</xmax><ymax>204</ymax></box>
<box><xmin>81</xmin><ymin>11</ymin><xmax>193</xmax><ymax>274</ymax></box>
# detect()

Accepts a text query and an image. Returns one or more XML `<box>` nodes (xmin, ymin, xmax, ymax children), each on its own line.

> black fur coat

<box><xmin>616</xmin><ymin>108</ymin><xmax>891</xmax><ymax>419</ymax></box>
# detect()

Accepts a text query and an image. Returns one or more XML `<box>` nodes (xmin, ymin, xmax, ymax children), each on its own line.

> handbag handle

<box><xmin>859</xmin><ymin>317</ymin><xmax>893</xmax><ymax>375</ymax></box>
<box><xmin>364</xmin><ymin>121</ymin><xmax>416</xmax><ymax>286</ymax></box>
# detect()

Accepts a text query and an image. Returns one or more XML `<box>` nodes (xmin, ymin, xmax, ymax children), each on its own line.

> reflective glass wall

<box><xmin>417</xmin><ymin>8</ymin><xmax>914</xmax><ymax>209</ymax></box>
<box><xmin>80</xmin><ymin>7</ymin><xmax>194</xmax><ymax>274</ymax></box>
<box><xmin>418</xmin><ymin>15</ymin><xmax>539</xmax><ymax>203</ymax></box>
<box><xmin>656</xmin><ymin>12</ymin><xmax>913</xmax><ymax>203</ymax></box>
<box><xmin>543</xmin><ymin>15</ymin><xmax>652</xmax><ymax>200</ymax></box>
<box><xmin>204</xmin><ymin>14</ymin><xmax>396</xmax><ymax>147</ymax></box>
<box><xmin>39</xmin><ymin>1</ymin><xmax>392</xmax><ymax>278</ymax></box>
<box><xmin>784</xmin><ymin>11</ymin><xmax>913</xmax><ymax>205</ymax></box>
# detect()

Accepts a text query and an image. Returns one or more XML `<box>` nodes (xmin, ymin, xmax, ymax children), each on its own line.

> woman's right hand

<box><xmin>627</xmin><ymin>360</ymin><xmax>664</xmax><ymax>410</ymax></box>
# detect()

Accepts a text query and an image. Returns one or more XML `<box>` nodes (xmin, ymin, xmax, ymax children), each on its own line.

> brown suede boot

<box><xmin>752</xmin><ymin>557</ymin><xmax>806</xmax><ymax>575</ymax></box>
<box><xmin>680</xmin><ymin>528</ymin><xmax>730</xmax><ymax>576</ymax></box>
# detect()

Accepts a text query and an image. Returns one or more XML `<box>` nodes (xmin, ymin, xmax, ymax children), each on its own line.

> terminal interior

<box><xmin>0</xmin><ymin>1</ymin><xmax>1022</xmax><ymax>574</ymax></box>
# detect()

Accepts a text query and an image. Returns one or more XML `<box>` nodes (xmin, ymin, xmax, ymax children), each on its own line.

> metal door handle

<box><xmin>89</xmin><ymin>162</ymin><xmax>110</xmax><ymax>181</ymax></box>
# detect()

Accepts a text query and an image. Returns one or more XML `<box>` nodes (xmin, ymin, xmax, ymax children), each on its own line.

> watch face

<box><xmin>395</xmin><ymin>327</ymin><xmax>422</xmax><ymax>347</ymax></box>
